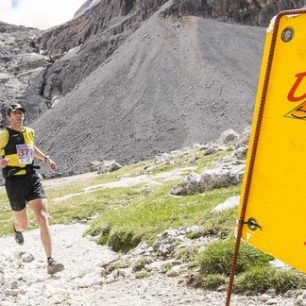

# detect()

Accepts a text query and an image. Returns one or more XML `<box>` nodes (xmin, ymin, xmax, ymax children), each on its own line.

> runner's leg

<box><xmin>13</xmin><ymin>207</ymin><xmax>28</xmax><ymax>232</ymax></box>
<box><xmin>28</xmin><ymin>198</ymin><xmax>52</xmax><ymax>257</ymax></box>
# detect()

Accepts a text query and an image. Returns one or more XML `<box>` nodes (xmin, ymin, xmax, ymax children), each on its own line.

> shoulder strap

<box><xmin>0</xmin><ymin>128</ymin><xmax>9</xmax><ymax>154</ymax></box>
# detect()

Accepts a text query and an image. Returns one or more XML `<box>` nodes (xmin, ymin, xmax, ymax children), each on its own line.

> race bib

<box><xmin>16</xmin><ymin>144</ymin><xmax>34</xmax><ymax>165</ymax></box>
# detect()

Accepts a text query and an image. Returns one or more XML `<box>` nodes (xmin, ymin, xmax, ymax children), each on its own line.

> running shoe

<box><xmin>13</xmin><ymin>222</ymin><xmax>24</xmax><ymax>245</ymax></box>
<box><xmin>47</xmin><ymin>257</ymin><xmax>64</xmax><ymax>275</ymax></box>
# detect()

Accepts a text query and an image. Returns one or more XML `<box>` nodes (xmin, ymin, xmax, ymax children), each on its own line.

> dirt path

<box><xmin>0</xmin><ymin>223</ymin><xmax>299</xmax><ymax>306</ymax></box>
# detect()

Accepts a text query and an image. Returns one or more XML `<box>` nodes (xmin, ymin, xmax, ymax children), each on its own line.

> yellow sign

<box><xmin>237</xmin><ymin>10</ymin><xmax>306</xmax><ymax>273</ymax></box>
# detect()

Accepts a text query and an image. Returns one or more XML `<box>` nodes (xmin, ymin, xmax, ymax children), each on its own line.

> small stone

<box><xmin>21</xmin><ymin>253</ymin><xmax>35</xmax><ymax>263</ymax></box>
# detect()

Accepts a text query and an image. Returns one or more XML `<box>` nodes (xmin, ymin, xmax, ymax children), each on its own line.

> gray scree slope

<box><xmin>33</xmin><ymin>13</ymin><xmax>264</xmax><ymax>174</ymax></box>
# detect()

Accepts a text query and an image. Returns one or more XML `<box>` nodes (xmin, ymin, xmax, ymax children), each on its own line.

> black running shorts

<box><xmin>5</xmin><ymin>173</ymin><xmax>46</xmax><ymax>211</ymax></box>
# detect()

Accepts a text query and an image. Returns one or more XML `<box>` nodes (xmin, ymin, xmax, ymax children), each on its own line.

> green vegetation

<box><xmin>86</xmin><ymin>183</ymin><xmax>239</xmax><ymax>251</ymax></box>
<box><xmin>198</xmin><ymin>238</ymin><xmax>273</xmax><ymax>275</ymax></box>
<box><xmin>1</xmin><ymin>146</ymin><xmax>306</xmax><ymax>294</ymax></box>
<box><xmin>193</xmin><ymin>238</ymin><xmax>306</xmax><ymax>293</ymax></box>
<box><xmin>234</xmin><ymin>266</ymin><xmax>306</xmax><ymax>294</ymax></box>
<box><xmin>174</xmin><ymin>245</ymin><xmax>199</xmax><ymax>262</ymax></box>
<box><xmin>196</xmin><ymin>273</ymin><xmax>227</xmax><ymax>290</ymax></box>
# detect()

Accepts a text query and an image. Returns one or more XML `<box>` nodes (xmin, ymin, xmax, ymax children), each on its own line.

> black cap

<box><xmin>7</xmin><ymin>102</ymin><xmax>25</xmax><ymax>115</ymax></box>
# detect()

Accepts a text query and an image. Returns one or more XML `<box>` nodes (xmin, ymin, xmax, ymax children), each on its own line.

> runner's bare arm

<box><xmin>0</xmin><ymin>130</ymin><xmax>9</xmax><ymax>168</ymax></box>
<box><xmin>34</xmin><ymin>146</ymin><xmax>57</xmax><ymax>171</ymax></box>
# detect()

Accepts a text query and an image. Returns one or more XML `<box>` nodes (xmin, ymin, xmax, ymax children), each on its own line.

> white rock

<box><xmin>269</xmin><ymin>259</ymin><xmax>290</xmax><ymax>270</ymax></box>
<box><xmin>211</xmin><ymin>196</ymin><xmax>240</xmax><ymax>213</ymax></box>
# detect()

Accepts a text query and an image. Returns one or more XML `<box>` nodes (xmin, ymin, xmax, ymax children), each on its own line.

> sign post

<box><xmin>226</xmin><ymin>9</ymin><xmax>306</xmax><ymax>306</ymax></box>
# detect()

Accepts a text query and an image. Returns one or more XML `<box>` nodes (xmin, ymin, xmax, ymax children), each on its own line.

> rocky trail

<box><xmin>0</xmin><ymin>222</ymin><xmax>303</xmax><ymax>306</ymax></box>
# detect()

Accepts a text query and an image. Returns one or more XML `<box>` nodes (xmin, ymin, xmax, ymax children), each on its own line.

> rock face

<box><xmin>0</xmin><ymin>0</ymin><xmax>305</xmax><ymax>174</ymax></box>
<box><xmin>32</xmin><ymin>0</ymin><xmax>169</xmax><ymax>103</ymax></box>
<box><xmin>164</xmin><ymin>0</ymin><xmax>305</xmax><ymax>25</ymax></box>
<box><xmin>0</xmin><ymin>22</ymin><xmax>49</xmax><ymax>123</ymax></box>
<box><xmin>74</xmin><ymin>0</ymin><xmax>102</xmax><ymax>18</ymax></box>
<box><xmin>31</xmin><ymin>0</ymin><xmax>305</xmax><ymax>103</ymax></box>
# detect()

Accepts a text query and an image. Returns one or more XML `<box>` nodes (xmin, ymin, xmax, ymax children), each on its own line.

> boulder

<box><xmin>97</xmin><ymin>160</ymin><xmax>122</xmax><ymax>174</ymax></box>
<box><xmin>218</xmin><ymin>129</ymin><xmax>240</xmax><ymax>145</ymax></box>
<box><xmin>200</xmin><ymin>163</ymin><xmax>245</xmax><ymax>191</ymax></box>
<box><xmin>89</xmin><ymin>160</ymin><xmax>102</xmax><ymax>171</ymax></box>
<box><xmin>170</xmin><ymin>172</ymin><xmax>203</xmax><ymax>195</ymax></box>
<box><xmin>155</xmin><ymin>152</ymin><xmax>172</xmax><ymax>165</ymax></box>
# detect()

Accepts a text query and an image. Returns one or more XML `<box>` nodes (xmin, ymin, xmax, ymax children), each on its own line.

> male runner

<box><xmin>0</xmin><ymin>102</ymin><xmax>64</xmax><ymax>275</ymax></box>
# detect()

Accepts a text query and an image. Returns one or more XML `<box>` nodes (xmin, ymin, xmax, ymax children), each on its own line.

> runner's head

<box><xmin>7</xmin><ymin>102</ymin><xmax>25</xmax><ymax>116</ymax></box>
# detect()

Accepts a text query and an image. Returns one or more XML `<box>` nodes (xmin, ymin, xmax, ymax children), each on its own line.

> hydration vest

<box><xmin>0</xmin><ymin>127</ymin><xmax>39</xmax><ymax>178</ymax></box>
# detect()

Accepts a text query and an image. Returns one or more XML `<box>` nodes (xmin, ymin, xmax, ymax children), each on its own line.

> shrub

<box><xmin>174</xmin><ymin>245</ymin><xmax>199</xmax><ymax>262</ymax></box>
<box><xmin>234</xmin><ymin>266</ymin><xmax>306</xmax><ymax>294</ymax></box>
<box><xmin>200</xmin><ymin>209</ymin><xmax>236</xmax><ymax>239</ymax></box>
<box><xmin>108</xmin><ymin>231</ymin><xmax>142</xmax><ymax>253</ymax></box>
<box><xmin>197</xmin><ymin>238</ymin><xmax>272</xmax><ymax>275</ymax></box>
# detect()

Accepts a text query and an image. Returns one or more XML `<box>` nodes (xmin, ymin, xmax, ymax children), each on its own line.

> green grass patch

<box><xmin>148</xmin><ymin>149</ymin><xmax>231</xmax><ymax>175</ymax></box>
<box><xmin>49</xmin><ymin>186</ymin><xmax>146</xmax><ymax>225</ymax></box>
<box><xmin>194</xmin><ymin>238</ymin><xmax>306</xmax><ymax>294</ymax></box>
<box><xmin>193</xmin><ymin>149</ymin><xmax>231</xmax><ymax>173</ymax></box>
<box><xmin>108</xmin><ymin>231</ymin><xmax>143</xmax><ymax>253</ymax></box>
<box><xmin>0</xmin><ymin>188</ymin><xmax>9</xmax><ymax>204</ymax></box>
<box><xmin>196</xmin><ymin>273</ymin><xmax>227</xmax><ymax>290</ymax></box>
<box><xmin>160</xmin><ymin>262</ymin><xmax>173</xmax><ymax>274</ymax></box>
<box><xmin>174</xmin><ymin>245</ymin><xmax>199</xmax><ymax>262</ymax></box>
<box><xmin>197</xmin><ymin>238</ymin><xmax>273</xmax><ymax>276</ymax></box>
<box><xmin>186</xmin><ymin>208</ymin><xmax>236</xmax><ymax>239</ymax></box>
<box><xmin>86</xmin><ymin>183</ymin><xmax>239</xmax><ymax>252</ymax></box>
<box><xmin>234</xmin><ymin>266</ymin><xmax>306</xmax><ymax>294</ymax></box>
<box><xmin>44</xmin><ymin>160</ymin><xmax>154</xmax><ymax>199</ymax></box>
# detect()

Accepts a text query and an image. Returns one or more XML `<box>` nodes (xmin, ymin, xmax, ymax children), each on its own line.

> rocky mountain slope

<box><xmin>31</xmin><ymin>0</ymin><xmax>305</xmax><ymax>107</ymax></box>
<box><xmin>0</xmin><ymin>22</ymin><xmax>48</xmax><ymax>123</ymax></box>
<box><xmin>0</xmin><ymin>0</ymin><xmax>305</xmax><ymax>174</ymax></box>
<box><xmin>33</xmin><ymin>12</ymin><xmax>264</xmax><ymax>174</ymax></box>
